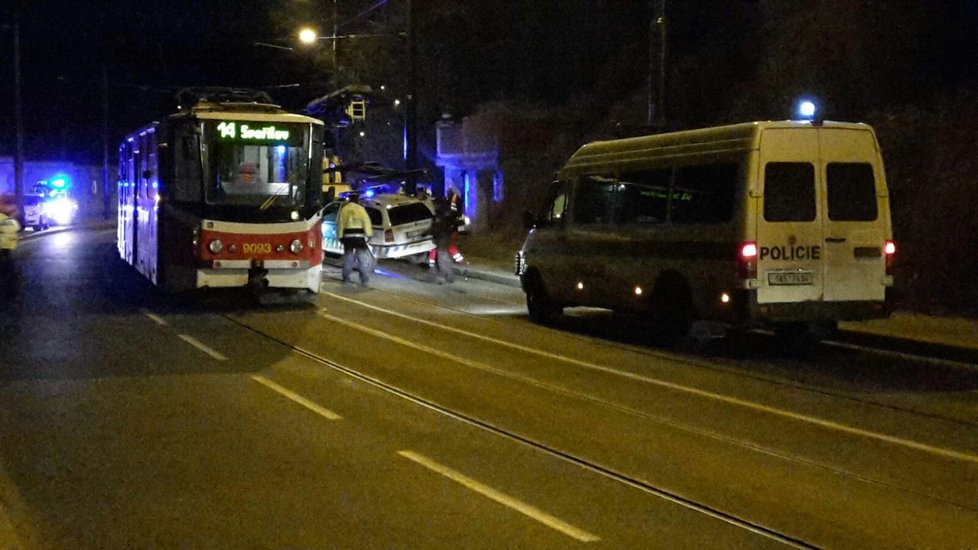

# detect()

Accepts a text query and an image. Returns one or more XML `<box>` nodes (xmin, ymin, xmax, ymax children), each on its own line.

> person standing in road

<box><xmin>429</xmin><ymin>197</ymin><xmax>458</xmax><ymax>284</ymax></box>
<box><xmin>426</xmin><ymin>189</ymin><xmax>465</xmax><ymax>269</ymax></box>
<box><xmin>337</xmin><ymin>191</ymin><xmax>374</xmax><ymax>285</ymax></box>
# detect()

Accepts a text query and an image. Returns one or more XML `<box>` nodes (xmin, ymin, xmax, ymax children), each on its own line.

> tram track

<box><xmin>223</xmin><ymin>311</ymin><xmax>818</xmax><ymax>549</ymax></box>
<box><xmin>219</xmin><ymin>287</ymin><xmax>978</xmax><ymax>546</ymax></box>
<box><xmin>324</xmin><ymin>276</ymin><xmax>978</xmax><ymax>432</ymax></box>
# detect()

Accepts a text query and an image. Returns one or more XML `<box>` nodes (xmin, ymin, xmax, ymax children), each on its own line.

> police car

<box><xmin>21</xmin><ymin>194</ymin><xmax>50</xmax><ymax>231</ymax></box>
<box><xmin>321</xmin><ymin>192</ymin><xmax>436</xmax><ymax>260</ymax></box>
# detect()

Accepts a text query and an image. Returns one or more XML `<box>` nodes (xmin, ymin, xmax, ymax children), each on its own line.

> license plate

<box><xmin>768</xmin><ymin>271</ymin><xmax>814</xmax><ymax>286</ymax></box>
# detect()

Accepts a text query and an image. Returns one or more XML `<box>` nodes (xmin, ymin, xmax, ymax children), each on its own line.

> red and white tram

<box><xmin>117</xmin><ymin>88</ymin><xmax>325</xmax><ymax>297</ymax></box>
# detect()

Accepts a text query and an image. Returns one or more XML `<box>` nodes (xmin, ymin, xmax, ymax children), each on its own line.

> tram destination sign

<box><xmin>216</xmin><ymin>121</ymin><xmax>290</xmax><ymax>142</ymax></box>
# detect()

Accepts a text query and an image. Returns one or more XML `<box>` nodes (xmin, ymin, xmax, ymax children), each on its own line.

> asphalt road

<box><xmin>0</xmin><ymin>227</ymin><xmax>976</xmax><ymax>548</ymax></box>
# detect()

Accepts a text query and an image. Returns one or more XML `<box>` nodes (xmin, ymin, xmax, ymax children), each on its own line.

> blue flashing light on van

<box><xmin>797</xmin><ymin>99</ymin><xmax>817</xmax><ymax>119</ymax></box>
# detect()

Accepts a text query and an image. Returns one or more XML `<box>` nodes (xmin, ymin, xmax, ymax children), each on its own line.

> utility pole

<box><xmin>648</xmin><ymin>0</ymin><xmax>667</xmax><ymax>129</ymax></box>
<box><xmin>332</xmin><ymin>0</ymin><xmax>338</xmax><ymax>69</ymax></box>
<box><xmin>102</xmin><ymin>65</ymin><xmax>111</xmax><ymax>220</ymax></box>
<box><xmin>405</xmin><ymin>0</ymin><xmax>418</xmax><ymax>193</ymax></box>
<box><xmin>13</xmin><ymin>15</ymin><xmax>25</xmax><ymax>220</ymax></box>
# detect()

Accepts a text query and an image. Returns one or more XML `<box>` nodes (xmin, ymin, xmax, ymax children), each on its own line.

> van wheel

<box><xmin>525</xmin><ymin>273</ymin><xmax>561</xmax><ymax>325</ymax></box>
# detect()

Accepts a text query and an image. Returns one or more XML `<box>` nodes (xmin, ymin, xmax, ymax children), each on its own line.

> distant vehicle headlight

<box><xmin>208</xmin><ymin>239</ymin><xmax>223</xmax><ymax>254</ymax></box>
<box><xmin>289</xmin><ymin>239</ymin><xmax>303</xmax><ymax>254</ymax></box>
<box><xmin>47</xmin><ymin>198</ymin><xmax>77</xmax><ymax>225</ymax></box>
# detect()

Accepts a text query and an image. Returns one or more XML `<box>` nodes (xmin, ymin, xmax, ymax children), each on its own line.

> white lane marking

<box><xmin>824</xmin><ymin>339</ymin><xmax>978</xmax><ymax>369</ymax></box>
<box><xmin>398</xmin><ymin>450</ymin><xmax>600</xmax><ymax>542</ymax></box>
<box><xmin>177</xmin><ymin>334</ymin><xmax>228</xmax><ymax>361</ymax></box>
<box><xmin>142</xmin><ymin>309</ymin><xmax>167</xmax><ymax>326</ymax></box>
<box><xmin>251</xmin><ymin>375</ymin><xmax>342</xmax><ymax>420</ymax></box>
<box><xmin>324</xmin><ymin>291</ymin><xmax>978</xmax><ymax>465</ymax></box>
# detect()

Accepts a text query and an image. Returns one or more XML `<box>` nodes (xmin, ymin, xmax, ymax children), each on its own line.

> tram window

<box><xmin>172</xmin><ymin>135</ymin><xmax>203</xmax><ymax>202</ymax></box>
<box><xmin>764</xmin><ymin>162</ymin><xmax>816</xmax><ymax>222</ymax></box>
<box><xmin>670</xmin><ymin>163</ymin><xmax>737</xmax><ymax>224</ymax></box>
<box><xmin>573</xmin><ymin>174</ymin><xmax>616</xmax><ymax>225</ymax></box>
<box><xmin>615</xmin><ymin>169</ymin><xmax>671</xmax><ymax>225</ymax></box>
<box><xmin>213</xmin><ymin>144</ymin><xmax>306</xmax><ymax>205</ymax></box>
<box><xmin>827</xmin><ymin>162</ymin><xmax>878</xmax><ymax>221</ymax></box>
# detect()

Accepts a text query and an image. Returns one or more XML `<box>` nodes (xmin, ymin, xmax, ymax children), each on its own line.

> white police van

<box><xmin>516</xmin><ymin>120</ymin><xmax>895</xmax><ymax>348</ymax></box>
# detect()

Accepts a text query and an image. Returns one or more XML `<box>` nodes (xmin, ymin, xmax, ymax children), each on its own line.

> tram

<box><xmin>117</xmin><ymin>88</ymin><xmax>325</xmax><ymax>296</ymax></box>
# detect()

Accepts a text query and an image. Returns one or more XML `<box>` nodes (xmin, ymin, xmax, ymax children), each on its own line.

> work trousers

<box><xmin>341</xmin><ymin>236</ymin><xmax>373</xmax><ymax>283</ymax></box>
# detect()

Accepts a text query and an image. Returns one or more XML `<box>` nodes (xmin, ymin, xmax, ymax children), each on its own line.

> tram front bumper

<box><xmin>197</xmin><ymin>263</ymin><xmax>322</xmax><ymax>293</ymax></box>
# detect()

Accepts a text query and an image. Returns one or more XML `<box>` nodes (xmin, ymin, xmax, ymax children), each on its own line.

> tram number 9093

<box><xmin>243</xmin><ymin>243</ymin><xmax>272</xmax><ymax>254</ymax></box>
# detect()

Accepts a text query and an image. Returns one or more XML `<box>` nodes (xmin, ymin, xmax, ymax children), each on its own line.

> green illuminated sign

<box><xmin>216</xmin><ymin>121</ymin><xmax>290</xmax><ymax>141</ymax></box>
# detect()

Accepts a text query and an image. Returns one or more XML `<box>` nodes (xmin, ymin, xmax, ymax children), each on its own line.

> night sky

<box><xmin>2</xmin><ymin>1</ymin><xmax>978</xmax><ymax>167</ymax></box>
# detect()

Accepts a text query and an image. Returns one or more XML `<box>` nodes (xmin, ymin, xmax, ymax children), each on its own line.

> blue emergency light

<box><xmin>49</xmin><ymin>175</ymin><xmax>71</xmax><ymax>189</ymax></box>
<box><xmin>797</xmin><ymin>99</ymin><xmax>817</xmax><ymax>120</ymax></box>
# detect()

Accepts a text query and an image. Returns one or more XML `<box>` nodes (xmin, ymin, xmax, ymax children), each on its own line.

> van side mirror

<box><xmin>522</xmin><ymin>209</ymin><xmax>537</xmax><ymax>230</ymax></box>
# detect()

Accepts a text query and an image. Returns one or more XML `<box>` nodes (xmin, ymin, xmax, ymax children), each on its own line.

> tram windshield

<box><xmin>203</xmin><ymin>121</ymin><xmax>311</xmax><ymax>209</ymax></box>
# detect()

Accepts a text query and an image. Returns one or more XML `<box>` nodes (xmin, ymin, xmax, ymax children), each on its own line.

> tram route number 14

<box><xmin>217</xmin><ymin>121</ymin><xmax>290</xmax><ymax>141</ymax></box>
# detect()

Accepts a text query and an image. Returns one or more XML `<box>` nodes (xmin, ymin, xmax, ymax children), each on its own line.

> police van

<box><xmin>516</xmin><ymin>120</ymin><xmax>895</xmax><ymax>347</ymax></box>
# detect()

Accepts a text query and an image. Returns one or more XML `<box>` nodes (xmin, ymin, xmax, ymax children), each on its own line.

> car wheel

<box><xmin>524</xmin><ymin>272</ymin><xmax>561</xmax><ymax>325</ymax></box>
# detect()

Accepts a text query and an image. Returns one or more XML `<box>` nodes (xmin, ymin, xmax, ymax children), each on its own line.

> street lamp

<box><xmin>296</xmin><ymin>1</ymin><xmax>418</xmax><ymax>192</ymax></box>
<box><xmin>298</xmin><ymin>27</ymin><xmax>318</xmax><ymax>46</ymax></box>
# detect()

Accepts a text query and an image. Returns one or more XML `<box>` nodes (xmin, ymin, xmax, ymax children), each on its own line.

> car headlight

<box><xmin>289</xmin><ymin>239</ymin><xmax>303</xmax><ymax>254</ymax></box>
<box><xmin>208</xmin><ymin>239</ymin><xmax>223</xmax><ymax>254</ymax></box>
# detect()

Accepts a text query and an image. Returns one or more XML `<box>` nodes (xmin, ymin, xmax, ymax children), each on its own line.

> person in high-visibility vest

<box><xmin>427</xmin><ymin>189</ymin><xmax>464</xmax><ymax>268</ymax></box>
<box><xmin>337</xmin><ymin>191</ymin><xmax>374</xmax><ymax>285</ymax></box>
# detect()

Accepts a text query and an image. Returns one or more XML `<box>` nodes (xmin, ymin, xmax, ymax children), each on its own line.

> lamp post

<box><xmin>298</xmin><ymin>0</ymin><xmax>419</xmax><ymax>192</ymax></box>
<box><xmin>2</xmin><ymin>16</ymin><xmax>24</xmax><ymax>219</ymax></box>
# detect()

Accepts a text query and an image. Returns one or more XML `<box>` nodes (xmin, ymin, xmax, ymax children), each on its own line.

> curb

<box><xmin>452</xmin><ymin>265</ymin><xmax>521</xmax><ymax>288</ymax></box>
<box><xmin>455</xmin><ymin>265</ymin><xmax>978</xmax><ymax>363</ymax></box>
<box><xmin>833</xmin><ymin>329</ymin><xmax>978</xmax><ymax>365</ymax></box>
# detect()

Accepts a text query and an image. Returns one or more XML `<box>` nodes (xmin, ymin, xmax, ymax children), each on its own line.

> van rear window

<box><xmin>764</xmin><ymin>162</ymin><xmax>815</xmax><ymax>222</ymax></box>
<box><xmin>827</xmin><ymin>163</ymin><xmax>878</xmax><ymax>221</ymax></box>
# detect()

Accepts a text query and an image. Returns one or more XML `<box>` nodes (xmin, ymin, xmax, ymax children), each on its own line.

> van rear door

<box><xmin>756</xmin><ymin>129</ymin><xmax>824</xmax><ymax>306</ymax></box>
<box><xmin>818</xmin><ymin>128</ymin><xmax>887</xmax><ymax>302</ymax></box>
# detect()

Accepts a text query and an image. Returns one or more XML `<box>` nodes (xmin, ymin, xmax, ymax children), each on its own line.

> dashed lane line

<box><xmin>398</xmin><ymin>450</ymin><xmax>600</xmax><ymax>543</ymax></box>
<box><xmin>251</xmin><ymin>376</ymin><xmax>342</xmax><ymax>420</ymax></box>
<box><xmin>177</xmin><ymin>334</ymin><xmax>228</xmax><ymax>361</ymax></box>
<box><xmin>141</xmin><ymin>309</ymin><xmax>167</xmax><ymax>326</ymax></box>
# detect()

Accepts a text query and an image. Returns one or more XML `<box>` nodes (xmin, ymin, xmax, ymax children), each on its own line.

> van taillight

<box><xmin>384</xmin><ymin>229</ymin><xmax>394</xmax><ymax>243</ymax></box>
<box><xmin>739</xmin><ymin>241</ymin><xmax>758</xmax><ymax>279</ymax></box>
<box><xmin>884</xmin><ymin>240</ymin><xmax>896</xmax><ymax>274</ymax></box>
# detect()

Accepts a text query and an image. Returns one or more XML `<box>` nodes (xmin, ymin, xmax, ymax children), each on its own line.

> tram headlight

<box><xmin>208</xmin><ymin>239</ymin><xmax>224</xmax><ymax>254</ymax></box>
<box><xmin>289</xmin><ymin>239</ymin><xmax>304</xmax><ymax>254</ymax></box>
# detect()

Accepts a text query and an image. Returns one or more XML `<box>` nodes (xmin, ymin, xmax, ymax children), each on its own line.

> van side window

<box><xmin>764</xmin><ymin>162</ymin><xmax>816</xmax><ymax>222</ymax></box>
<box><xmin>615</xmin><ymin>169</ymin><xmax>670</xmax><ymax>225</ymax></box>
<box><xmin>573</xmin><ymin>175</ymin><xmax>616</xmax><ymax>225</ymax></box>
<box><xmin>671</xmin><ymin>163</ymin><xmax>738</xmax><ymax>224</ymax></box>
<box><xmin>827</xmin><ymin>162</ymin><xmax>878</xmax><ymax>221</ymax></box>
